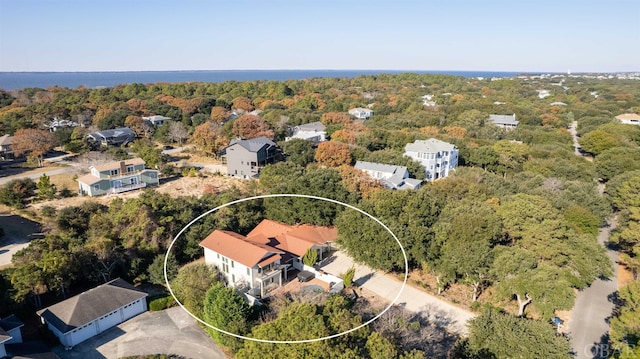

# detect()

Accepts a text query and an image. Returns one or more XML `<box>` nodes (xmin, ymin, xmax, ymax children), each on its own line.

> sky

<box><xmin>0</xmin><ymin>0</ymin><xmax>638</xmax><ymax>72</ymax></box>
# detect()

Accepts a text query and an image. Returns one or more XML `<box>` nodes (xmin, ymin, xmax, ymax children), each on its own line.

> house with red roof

<box><xmin>199</xmin><ymin>219</ymin><xmax>337</xmax><ymax>297</ymax></box>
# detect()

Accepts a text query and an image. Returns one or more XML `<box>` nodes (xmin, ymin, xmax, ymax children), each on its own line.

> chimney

<box><xmin>120</xmin><ymin>161</ymin><xmax>126</xmax><ymax>175</ymax></box>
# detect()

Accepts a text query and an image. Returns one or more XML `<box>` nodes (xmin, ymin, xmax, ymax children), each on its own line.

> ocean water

<box><xmin>0</xmin><ymin>70</ymin><xmax>523</xmax><ymax>91</ymax></box>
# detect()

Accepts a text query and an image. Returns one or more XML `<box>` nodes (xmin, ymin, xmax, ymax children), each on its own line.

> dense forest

<box><xmin>1</xmin><ymin>73</ymin><xmax>639</xmax><ymax>358</ymax></box>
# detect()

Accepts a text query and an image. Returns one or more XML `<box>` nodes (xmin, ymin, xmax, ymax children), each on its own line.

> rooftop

<box><xmin>354</xmin><ymin>161</ymin><xmax>407</xmax><ymax>176</ymax></box>
<box><xmin>488</xmin><ymin>114</ymin><xmax>519</xmax><ymax>125</ymax></box>
<box><xmin>91</xmin><ymin>158</ymin><xmax>146</xmax><ymax>172</ymax></box>
<box><xmin>405</xmin><ymin>138</ymin><xmax>457</xmax><ymax>153</ymax></box>
<box><xmin>36</xmin><ymin>279</ymin><xmax>147</xmax><ymax>334</ymax></box>
<box><xmin>228</xmin><ymin>136</ymin><xmax>276</xmax><ymax>152</ymax></box>
<box><xmin>616</xmin><ymin>113</ymin><xmax>640</xmax><ymax>121</ymax></box>
<box><xmin>295</xmin><ymin>122</ymin><xmax>326</xmax><ymax>132</ymax></box>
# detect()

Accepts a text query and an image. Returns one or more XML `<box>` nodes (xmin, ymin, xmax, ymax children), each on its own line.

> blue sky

<box><xmin>0</xmin><ymin>0</ymin><xmax>638</xmax><ymax>72</ymax></box>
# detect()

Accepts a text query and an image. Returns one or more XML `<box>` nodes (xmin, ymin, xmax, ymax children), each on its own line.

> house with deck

<box><xmin>142</xmin><ymin>115</ymin><xmax>171</xmax><ymax>126</ymax></box>
<box><xmin>36</xmin><ymin>278</ymin><xmax>147</xmax><ymax>349</ymax></box>
<box><xmin>87</xmin><ymin>127</ymin><xmax>136</xmax><ymax>147</ymax></box>
<box><xmin>354</xmin><ymin>161</ymin><xmax>422</xmax><ymax>190</ymax></box>
<box><xmin>487</xmin><ymin>114</ymin><xmax>519</xmax><ymax>129</ymax></box>
<box><xmin>200</xmin><ymin>219</ymin><xmax>337</xmax><ymax>297</ymax></box>
<box><xmin>285</xmin><ymin>122</ymin><xmax>327</xmax><ymax>143</ymax></box>
<box><xmin>404</xmin><ymin>139</ymin><xmax>458</xmax><ymax>181</ymax></box>
<box><xmin>223</xmin><ymin>137</ymin><xmax>282</xmax><ymax>179</ymax></box>
<box><xmin>77</xmin><ymin>158</ymin><xmax>159</xmax><ymax>196</ymax></box>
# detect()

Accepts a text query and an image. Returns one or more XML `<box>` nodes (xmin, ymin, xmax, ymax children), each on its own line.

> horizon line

<box><xmin>1</xmin><ymin>68</ymin><xmax>638</xmax><ymax>74</ymax></box>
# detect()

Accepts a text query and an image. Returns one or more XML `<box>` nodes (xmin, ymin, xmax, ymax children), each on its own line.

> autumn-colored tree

<box><xmin>419</xmin><ymin>126</ymin><xmax>440</xmax><ymax>136</ymax></box>
<box><xmin>12</xmin><ymin>129</ymin><xmax>57</xmax><ymax>167</ymax></box>
<box><xmin>210</xmin><ymin>106</ymin><xmax>230</xmax><ymax>124</ymax></box>
<box><xmin>232</xmin><ymin>114</ymin><xmax>274</xmax><ymax>140</ymax></box>
<box><xmin>321</xmin><ymin>112</ymin><xmax>352</xmax><ymax>125</ymax></box>
<box><xmin>92</xmin><ymin>107</ymin><xmax>114</xmax><ymax>127</ymax></box>
<box><xmin>191</xmin><ymin>122</ymin><xmax>228</xmax><ymax>158</ymax></box>
<box><xmin>125</xmin><ymin>115</ymin><xmax>153</xmax><ymax>138</ymax></box>
<box><xmin>231</xmin><ymin>96</ymin><xmax>254</xmax><ymax>112</ymax></box>
<box><xmin>540</xmin><ymin>113</ymin><xmax>560</xmax><ymax>127</ymax></box>
<box><xmin>125</xmin><ymin>98</ymin><xmax>148</xmax><ymax>114</ymax></box>
<box><xmin>338</xmin><ymin>165</ymin><xmax>384</xmax><ymax>198</ymax></box>
<box><xmin>443</xmin><ymin>126</ymin><xmax>467</xmax><ymax>139</ymax></box>
<box><xmin>331</xmin><ymin>129</ymin><xmax>356</xmax><ymax>145</ymax></box>
<box><xmin>315</xmin><ymin>141</ymin><xmax>352</xmax><ymax>167</ymax></box>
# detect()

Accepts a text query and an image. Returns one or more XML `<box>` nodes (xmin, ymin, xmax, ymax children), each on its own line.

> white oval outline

<box><xmin>164</xmin><ymin>193</ymin><xmax>408</xmax><ymax>344</ymax></box>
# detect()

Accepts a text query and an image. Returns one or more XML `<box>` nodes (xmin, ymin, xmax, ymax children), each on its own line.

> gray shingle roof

<box><xmin>354</xmin><ymin>161</ymin><xmax>407</xmax><ymax>175</ymax></box>
<box><xmin>0</xmin><ymin>134</ymin><xmax>13</xmax><ymax>146</ymax></box>
<box><xmin>36</xmin><ymin>278</ymin><xmax>147</xmax><ymax>334</ymax></box>
<box><xmin>488</xmin><ymin>114</ymin><xmax>519</xmax><ymax>126</ymax></box>
<box><xmin>229</xmin><ymin>136</ymin><xmax>276</xmax><ymax>152</ymax></box>
<box><xmin>405</xmin><ymin>138</ymin><xmax>456</xmax><ymax>153</ymax></box>
<box><xmin>295</xmin><ymin>122</ymin><xmax>326</xmax><ymax>132</ymax></box>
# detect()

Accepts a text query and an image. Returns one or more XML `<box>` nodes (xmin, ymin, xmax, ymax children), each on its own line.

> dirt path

<box><xmin>0</xmin><ymin>209</ymin><xmax>44</xmax><ymax>267</ymax></box>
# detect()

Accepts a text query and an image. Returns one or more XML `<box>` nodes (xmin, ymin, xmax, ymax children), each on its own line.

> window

<box><xmin>232</xmin><ymin>274</ymin><xmax>235</xmax><ymax>282</ymax></box>
<box><xmin>231</xmin><ymin>261</ymin><xmax>234</xmax><ymax>268</ymax></box>
<box><xmin>217</xmin><ymin>253</ymin><xmax>220</xmax><ymax>259</ymax></box>
<box><xmin>247</xmin><ymin>268</ymin><xmax>250</xmax><ymax>275</ymax></box>
<box><xmin>93</xmin><ymin>184</ymin><xmax>100</xmax><ymax>191</ymax></box>
<box><xmin>110</xmin><ymin>169</ymin><xmax>119</xmax><ymax>176</ymax></box>
<box><xmin>126</xmin><ymin>165</ymin><xmax>135</xmax><ymax>173</ymax></box>
<box><xmin>223</xmin><ymin>263</ymin><xmax>228</xmax><ymax>273</ymax></box>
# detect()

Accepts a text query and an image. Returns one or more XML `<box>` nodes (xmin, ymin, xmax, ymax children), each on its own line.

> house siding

<box><xmin>226</xmin><ymin>145</ymin><xmax>257</xmax><ymax>179</ymax></box>
<box><xmin>204</xmin><ymin>248</ymin><xmax>254</xmax><ymax>288</ymax></box>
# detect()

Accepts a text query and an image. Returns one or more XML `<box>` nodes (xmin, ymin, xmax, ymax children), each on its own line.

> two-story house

<box><xmin>354</xmin><ymin>161</ymin><xmax>422</xmax><ymax>190</ymax></box>
<box><xmin>285</xmin><ymin>122</ymin><xmax>327</xmax><ymax>143</ymax></box>
<box><xmin>404</xmin><ymin>139</ymin><xmax>458</xmax><ymax>181</ymax></box>
<box><xmin>200</xmin><ymin>219</ymin><xmax>337</xmax><ymax>298</ymax></box>
<box><xmin>224</xmin><ymin>137</ymin><xmax>282</xmax><ymax>179</ymax></box>
<box><xmin>142</xmin><ymin>115</ymin><xmax>171</xmax><ymax>126</ymax></box>
<box><xmin>487</xmin><ymin>114</ymin><xmax>519</xmax><ymax>129</ymax></box>
<box><xmin>77</xmin><ymin>158</ymin><xmax>159</xmax><ymax>196</ymax></box>
<box><xmin>348</xmin><ymin>107</ymin><xmax>374</xmax><ymax>120</ymax></box>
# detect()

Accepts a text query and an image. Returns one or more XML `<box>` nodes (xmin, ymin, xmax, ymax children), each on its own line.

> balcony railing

<box><xmin>108</xmin><ymin>182</ymin><xmax>147</xmax><ymax>194</ymax></box>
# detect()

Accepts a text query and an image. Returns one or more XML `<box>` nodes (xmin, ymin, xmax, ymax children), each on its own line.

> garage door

<box><xmin>71</xmin><ymin>321</ymin><xmax>97</xmax><ymax>346</ymax></box>
<box><xmin>97</xmin><ymin>310</ymin><xmax>121</xmax><ymax>333</ymax></box>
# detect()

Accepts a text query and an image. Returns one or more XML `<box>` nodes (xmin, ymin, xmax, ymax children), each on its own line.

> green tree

<box><xmin>366</xmin><ymin>332</ymin><xmax>398</xmax><ymax>359</ymax></box>
<box><xmin>147</xmin><ymin>253</ymin><xmax>178</xmax><ymax>285</ymax></box>
<box><xmin>465</xmin><ymin>309</ymin><xmax>572</xmax><ymax>359</ymax></box>
<box><xmin>170</xmin><ymin>263</ymin><xmax>220</xmax><ymax>318</ymax></box>
<box><xmin>0</xmin><ymin>178</ymin><xmax>36</xmax><ymax>209</ymax></box>
<box><xmin>36</xmin><ymin>173</ymin><xmax>57</xmax><ymax>200</ymax></box>
<box><xmin>280</xmin><ymin>138</ymin><xmax>316</xmax><ymax>166</ymax></box>
<box><xmin>594</xmin><ymin>147</ymin><xmax>640</xmax><ymax>181</ymax></box>
<box><xmin>579</xmin><ymin>129</ymin><xmax>624</xmax><ymax>155</ymax></box>
<box><xmin>203</xmin><ymin>284</ymin><xmax>251</xmax><ymax>348</ymax></box>
<box><xmin>342</xmin><ymin>266</ymin><xmax>355</xmax><ymax>287</ymax></box>
<box><xmin>303</xmin><ymin>248</ymin><xmax>318</xmax><ymax>267</ymax></box>
<box><xmin>610</xmin><ymin>281</ymin><xmax>640</xmax><ymax>353</ymax></box>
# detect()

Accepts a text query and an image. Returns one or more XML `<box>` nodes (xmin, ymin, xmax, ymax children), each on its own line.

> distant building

<box><xmin>37</xmin><ymin>279</ymin><xmax>148</xmax><ymax>349</ymax></box>
<box><xmin>285</xmin><ymin>122</ymin><xmax>326</xmax><ymax>143</ymax></box>
<box><xmin>404</xmin><ymin>138</ymin><xmax>458</xmax><ymax>181</ymax></box>
<box><xmin>87</xmin><ymin>127</ymin><xmax>136</xmax><ymax>147</ymax></box>
<box><xmin>550</xmin><ymin>102</ymin><xmax>567</xmax><ymax>106</ymax></box>
<box><xmin>44</xmin><ymin>117</ymin><xmax>80</xmax><ymax>132</ymax></box>
<box><xmin>537</xmin><ymin>90</ymin><xmax>550</xmax><ymax>99</ymax></box>
<box><xmin>77</xmin><ymin>158</ymin><xmax>159</xmax><ymax>196</ymax></box>
<box><xmin>224</xmin><ymin>137</ymin><xmax>282</xmax><ymax>179</ymax></box>
<box><xmin>142</xmin><ymin>115</ymin><xmax>171</xmax><ymax>126</ymax></box>
<box><xmin>487</xmin><ymin>114</ymin><xmax>519</xmax><ymax>129</ymax></box>
<box><xmin>615</xmin><ymin>113</ymin><xmax>640</xmax><ymax>125</ymax></box>
<box><xmin>0</xmin><ymin>315</ymin><xmax>24</xmax><ymax>357</ymax></box>
<box><xmin>348</xmin><ymin>107</ymin><xmax>374</xmax><ymax>120</ymax></box>
<box><xmin>354</xmin><ymin>161</ymin><xmax>422</xmax><ymax>190</ymax></box>
<box><xmin>0</xmin><ymin>134</ymin><xmax>13</xmax><ymax>160</ymax></box>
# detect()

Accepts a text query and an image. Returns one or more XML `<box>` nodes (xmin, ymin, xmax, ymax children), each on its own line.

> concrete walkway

<box><xmin>320</xmin><ymin>251</ymin><xmax>475</xmax><ymax>334</ymax></box>
<box><xmin>566</xmin><ymin>219</ymin><xmax>619</xmax><ymax>359</ymax></box>
<box><xmin>54</xmin><ymin>306</ymin><xmax>225</xmax><ymax>359</ymax></box>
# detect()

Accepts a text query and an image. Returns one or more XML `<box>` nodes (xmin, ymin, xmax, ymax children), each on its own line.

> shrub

<box><xmin>343</xmin><ymin>266</ymin><xmax>356</xmax><ymax>287</ymax></box>
<box><xmin>148</xmin><ymin>294</ymin><xmax>175</xmax><ymax>311</ymax></box>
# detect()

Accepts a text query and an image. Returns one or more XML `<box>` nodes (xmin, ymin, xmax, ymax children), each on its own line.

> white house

<box><xmin>200</xmin><ymin>219</ymin><xmax>337</xmax><ymax>298</ymax></box>
<box><xmin>404</xmin><ymin>139</ymin><xmax>458</xmax><ymax>181</ymax></box>
<box><xmin>615</xmin><ymin>113</ymin><xmax>640</xmax><ymax>125</ymax></box>
<box><xmin>0</xmin><ymin>315</ymin><xmax>24</xmax><ymax>358</ymax></box>
<box><xmin>142</xmin><ymin>115</ymin><xmax>172</xmax><ymax>126</ymax></box>
<box><xmin>537</xmin><ymin>90</ymin><xmax>550</xmax><ymax>99</ymax></box>
<box><xmin>354</xmin><ymin>161</ymin><xmax>422</xmax><ymax>190</ymax></box>
<box><xmin>487</xmin><ymin>114</ymin><xmax>519</xmax><ymax>129</ymax></box>
<box><xmin>348</xmin><ymin>107</ymin><xmax>374</xmax><ymax>120</ymax></box>
<box><xmin>285</xmin><ymin>122</ymin><xmax>327</xmax><ymax>143</ymax></box>
<box><xmin>36</xmin><ymin>278</ymin><xmax>148</xmax><ymax>349</ymax></box>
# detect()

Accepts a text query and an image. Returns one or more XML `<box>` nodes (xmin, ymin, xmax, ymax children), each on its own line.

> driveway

<box><xmin>53</xmin><ymin>306</ymin><xmax>225</xmax><ymax>359</ymax></box>
<box><xmin>566</xmin><ymin>219</ymin><xmax>619</xmax><ymax>359</ymax></box>
<box><xmin>320</xmin><ymin>251</ymin><xmax>475</xmax><ymax>334</ymax></box>
<box><xmin>0</xmin><ymin>211</ymin><xmax>43</xmax><ymax>267</ymax></box>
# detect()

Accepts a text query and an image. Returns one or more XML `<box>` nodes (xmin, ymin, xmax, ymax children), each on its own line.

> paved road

<box><xmin>54</xmin><ymin>306</ymin><xmax>225</xmax><ymax>359</ymax></box>
<box><xmin>0</xmin><ymin>211</ymin><xmax>43</xmax><ymax>267</ymax></box>
<box><xmin>0</xmin><ymin>166</ymin><xmax>80</xmax><ymax>185</ymax></box>
<box><xmin>320</xmin><ymin>251</ymin><xmax>475</xmax><ymax>334</ymax></box>
<box><xmin>566</xmin><ymin>219</ymin><xmax>619</xmax><ymax>359</ymax></box>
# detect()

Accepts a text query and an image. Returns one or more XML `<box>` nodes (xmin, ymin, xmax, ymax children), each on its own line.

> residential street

<box><xmin>320</xmin><ymin>251</ymin><xmax>475</xmax><ymax>334</ymax></box>
<box><xmin>566</xmin><ymin>219</ymin><xmax>619</xmax><ymax>359</ymax></box>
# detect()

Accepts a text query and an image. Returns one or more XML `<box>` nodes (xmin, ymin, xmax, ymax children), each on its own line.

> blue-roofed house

<box><xmin>224</xmin><ymin>137</ymin><xmax>282</xmax><ymax>179</ymax></box>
